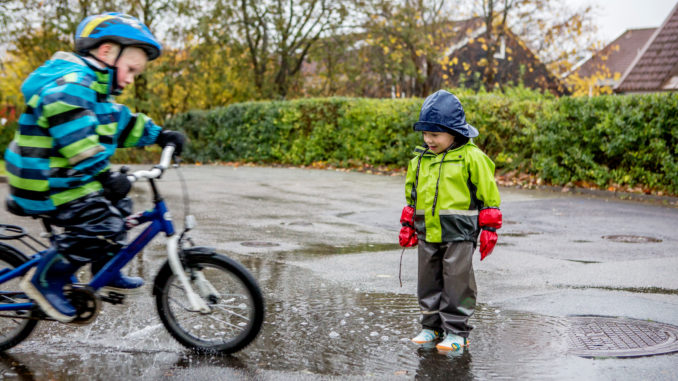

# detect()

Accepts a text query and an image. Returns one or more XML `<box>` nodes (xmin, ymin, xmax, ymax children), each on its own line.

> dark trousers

<box><xmin>52</xmin><ymin>195</ymin><xmax>130</xmax><ymax>266</ymax></box>
<box><xmin>417</xmin><ymin>239</ymin><xmax>476</xmax><ymax>337</ymax></box>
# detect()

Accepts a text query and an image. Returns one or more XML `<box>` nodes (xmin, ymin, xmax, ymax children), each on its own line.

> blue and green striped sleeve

<box><xmin>116</xmin><ymin>106</ymin><xmax>162</xmax><ymax>148</ymax></box>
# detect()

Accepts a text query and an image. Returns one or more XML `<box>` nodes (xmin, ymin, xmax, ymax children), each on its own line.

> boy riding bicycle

<box><xmin>4</xmin><ymin>12</ymin><xmax>185</xmax><ymax>322</ymax></box>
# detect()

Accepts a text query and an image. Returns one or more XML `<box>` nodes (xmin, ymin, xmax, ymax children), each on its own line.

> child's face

<box><xmin>114</xmin><ymin>47</ymin><xmax>148</xmax><ymax>90</ymax></box>
<box><xmin>422</xmin><ymin>131</ymin><xmax>455</xmax><ymax>154</ymax></box>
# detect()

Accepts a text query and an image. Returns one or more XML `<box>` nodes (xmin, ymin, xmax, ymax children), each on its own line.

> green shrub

<box><xmin>0</xmin><ymin>120</ymin><xmax>17</xmax><ymax>153</ymax></box>
<box><xmin>3</xmin><ymin>89</ymin><xmax>676</xmax><ymax>195</ymax></box>
<box><xmin>167</xmin><ymin>91</ymin><xmax>678</xmax><ymax>195</ymax></box>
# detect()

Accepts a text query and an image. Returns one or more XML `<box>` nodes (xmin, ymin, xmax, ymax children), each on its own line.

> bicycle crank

<box><xmin>64</xmin><ymin>284</ymin><xmax>101</xmax><ymax>325</ymax></box>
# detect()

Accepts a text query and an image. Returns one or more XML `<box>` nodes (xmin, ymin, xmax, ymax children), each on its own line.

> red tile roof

<box><xmin>574</xmin><ymin>28</ymin><xmax>656</xmax><ymax>79</ymax></box>
<box><xmin>615</xmin><ymin>2</ymin><xmax>678</xmax><ymax>92</ymax></box>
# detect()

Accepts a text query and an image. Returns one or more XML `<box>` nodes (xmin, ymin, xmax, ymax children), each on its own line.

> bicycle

<box><xmin>0</xmin><ymin>146</ymin><xmax>264</xmax><ymax>354</ymax></box>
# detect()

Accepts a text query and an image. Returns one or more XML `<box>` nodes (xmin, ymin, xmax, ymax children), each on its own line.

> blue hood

<box><xmin>21</xmin><ymin>52</ymin><xmax>110</xmax><ymax>101</ymax></box>
<box><xmin>413</xmin><ymin>90</ymin><xmax>479</xmax><ymax>138</ymax></box>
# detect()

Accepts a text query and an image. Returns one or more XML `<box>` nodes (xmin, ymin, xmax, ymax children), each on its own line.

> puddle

<box><xmin>230</xmin><ymin>256</ymin><xmax>574</xmax><ymax>378</ymax></box>
<box><xmin>241</xmin><ymin>241</ymin><xmax>281</xmax><ymax>247</ymax></box>
<box><xmin>286</xmin><ymin>222</ymin><xmax>313</xmax><ymax>226</ymax></box>
<box><xmin>564</xmin><ymin>259</ymin><xmax>600</xmax><ymax>264</ymax></box>
<box><xmin>287</xmin><ymin>242</ymin><xmax>403</xmax><ymax>256</ymax></box>
<box><xmin>4</xmin><ymin>239</ymin><xmax>673</xmax><ymax>380</ymax></box>
<box><xmin>602</xmin><ymin>235</ymin><xmax>663</xmax><ymax>243</ymax></box>
<box><xmin>7</xmin><ymin>249</ymin><xmax>580</xmax><ymax>380</ymax></box>
<box><xmin>561</xmin><ymin>285</ymin><xmax>678</xmax><ymax>295</ymax></box>
<box><xmin>503</xmin><ymin>231</ymin><xmax>542</xmax><ymax>237</ymax></box>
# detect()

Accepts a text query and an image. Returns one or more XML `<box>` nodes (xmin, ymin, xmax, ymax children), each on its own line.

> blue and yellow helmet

<box><xmin>75</xmin><ymin>12</ymin><xmax>162</xmax><ymax>60</ymax></box>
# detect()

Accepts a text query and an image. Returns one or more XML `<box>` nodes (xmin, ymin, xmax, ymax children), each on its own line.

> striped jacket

<box><xmin>4</xmin><ymin>52</ymin><xmax>161</xmax><ymax>214</ymax></box>
<box><xmin>405</xmin><ymin>143</ymin><xmax>501</xmax><ymax>243</ymax></box>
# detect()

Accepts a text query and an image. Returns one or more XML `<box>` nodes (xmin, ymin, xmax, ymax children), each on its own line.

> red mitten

<box><xmin>478</xmin><ymin>208</ymin><xmax>502</xmax><ymax>260</ymax></box>
<box><xmin>479</xmin><ymin>230</ymin><xmax>497</xmax><ymax>260</ymax></box>
<box><xmin>479</xmin><ymin>207</ymin><xmax>502</xmax><ymax>229</ymax></box>
<box><xmin>399</xmin><ymin>205</ymin><xmax>418</xmax><ymax>247</ymax></box>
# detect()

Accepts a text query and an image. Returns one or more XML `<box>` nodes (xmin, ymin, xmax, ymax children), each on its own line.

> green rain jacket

<box><xmin>404</xmin><ymin>142</ymin><xmax>501</xmax><ymax>243</ymax></box>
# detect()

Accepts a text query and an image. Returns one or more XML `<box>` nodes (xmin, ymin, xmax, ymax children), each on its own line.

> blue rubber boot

<box><xmin>20</xmin><ymin>249</ymin><xmax>80</xmax><ymax>322</ymax></box>
<box><xmin>91</xmin><ymin>260</ymin><xmax>144</xmax><ymax>294</ymax></box>
<box><xmin>105</xmin><ymin>272</ymin><xmax>144</xmax><ymax>292</ymax></box>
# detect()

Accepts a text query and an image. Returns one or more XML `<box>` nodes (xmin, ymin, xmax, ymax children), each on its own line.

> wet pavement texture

<box><xmin>1</xmin><ymin>165</ymin><xmax>677</xmax><ymax>380</ymax></box>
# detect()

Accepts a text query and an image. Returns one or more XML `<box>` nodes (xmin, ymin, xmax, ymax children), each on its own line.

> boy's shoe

<box><xmin>436</xmin><ymin>332</ymin><xmax>468</xmax><ymax>351</ymax></box>
<box><xmin>91</xmin><ymin>260</ymin><xmax>144</xmax><ymax>294</ymax></box>
<box><xmin>100</xmin><ymin>272</ymin><xmax>144</xmax><ymax>294</ymax></box>
<box><xmin>411</xmin><ymin>329</ymin><xmax>443</xmax><ymax>344</ymax></box>
<box><xmin>20</xmin><ymin>250</ymin><xmax>79</xmax><ymax>323</ymax></box>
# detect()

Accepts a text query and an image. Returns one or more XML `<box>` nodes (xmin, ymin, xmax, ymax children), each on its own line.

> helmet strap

<box><xmin>85</xmin><ymin>48</ymin><xmax>125</xmax><ymax>96</ymax></box>
<box><xmin>109</xmin><ymin>47</ymin><xmax>125</xmax><ymax>95</ymax></box>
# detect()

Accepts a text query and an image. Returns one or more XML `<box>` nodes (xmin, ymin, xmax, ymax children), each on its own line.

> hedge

<box><xmin>1</xmin><ymin>91</ymin><xmax>676</xmax><ymax>194</ymax></box>
<box><xmin>165</xmin><ymin>92</ymin><xmax>677</xmax><ymax>195</ymax></box>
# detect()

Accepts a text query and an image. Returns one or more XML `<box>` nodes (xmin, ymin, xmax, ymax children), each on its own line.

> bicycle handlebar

<box><xmin>127</xmin><ymin>145</ymin><xmax>176</xmax><ymax>183</ymax></box>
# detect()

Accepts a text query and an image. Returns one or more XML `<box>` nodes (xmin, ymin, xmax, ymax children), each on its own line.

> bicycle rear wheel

<box><xmin>0</xmin><ymin>244</ymin><xmax>38</xmax><ymax>351</ymax></box>
<box><xmin>154</xmin><ymin>252</ymin><xmax>264</xmax><ymax>354</ymax></box>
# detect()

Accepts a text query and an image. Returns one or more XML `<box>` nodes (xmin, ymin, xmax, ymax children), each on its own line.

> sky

<box><xmin>573</xmin><ymin>0</ymin><xmax>677</xmax><ymax>43</ymax></box>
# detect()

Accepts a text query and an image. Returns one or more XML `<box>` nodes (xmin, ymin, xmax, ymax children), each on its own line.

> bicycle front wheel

<box><xmin>154</xmin><ymin>252</ymin><xmax>264</xmax><ymax>354</ymax></box>
<box><xmin>0</xmin><ymin>244</ymin><xmax>38</xmax><ymax>351</ymax></box>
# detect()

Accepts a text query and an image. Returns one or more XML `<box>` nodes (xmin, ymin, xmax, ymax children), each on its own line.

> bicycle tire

<box><xmin>0</xmin><ymin>243</ymin><xmax>38</xmax><ymax>351</ymax></box>
<box><xmin>154</xmin><ymin>251</ymin><xmax>264</xmax><ymax>354</ymax></box>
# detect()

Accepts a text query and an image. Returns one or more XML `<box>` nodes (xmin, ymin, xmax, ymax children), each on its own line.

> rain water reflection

<box><xmin>3</xmin><ymin>246</ymin><xmax>577</xmax><ymax>380</ymax></box>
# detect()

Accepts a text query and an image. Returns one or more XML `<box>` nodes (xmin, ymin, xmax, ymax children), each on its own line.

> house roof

<box><xmin>615</xmin><ymin>2</ymin><xmax>678</xmax><ymax>92</ymax></box>
<box><xmin>572</xmin><ymin>28</ymin><xmax>656</xmax><ymax>79</ymax></box>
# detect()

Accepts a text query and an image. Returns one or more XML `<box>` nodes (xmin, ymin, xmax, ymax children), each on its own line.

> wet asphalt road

<box><xmin>0</xmin><ymin>165</ymin><xmax>677</xmax><ymax>380</ymax></box>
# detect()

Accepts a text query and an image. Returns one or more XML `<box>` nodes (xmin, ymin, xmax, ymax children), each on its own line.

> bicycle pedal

<box><xmin>99</xmin><ymin>291</ymin><xmax>126</xmax><ymax>305</ymax></box>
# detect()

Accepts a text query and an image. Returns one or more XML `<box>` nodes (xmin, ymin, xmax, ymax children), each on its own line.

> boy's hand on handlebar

<box><xmin>157</xmin><ymin>130</ymin><xmax>186</xmax><ymax>156</ymax></box>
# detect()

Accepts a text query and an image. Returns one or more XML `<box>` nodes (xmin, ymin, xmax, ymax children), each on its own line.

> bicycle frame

<box><xmin>0</xmin><ymin>146</ymin><xmax>212</xmax><ymax>313</ymax></box>
<box><xmin>0</xmin><ymin>189</ymin><xmax>174</xmax><ymax>312</ymax></box>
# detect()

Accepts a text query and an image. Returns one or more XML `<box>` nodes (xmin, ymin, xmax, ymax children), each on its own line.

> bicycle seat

<box><xmin>5</xmin><ymin>198</ymin><xmax>53</xmax><ymax>220</ymax></box>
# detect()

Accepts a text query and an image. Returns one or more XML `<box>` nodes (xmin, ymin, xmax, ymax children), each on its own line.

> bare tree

<box><xmin>358</xmin><ymin>0</ymin><xmax>466</xmax><ymax>97</ymax></box>
<box><xmin>473</xmin><ymin>0</ymin><xmax>597</xmax><ymax>84</ymax></box>
<box><xmin>234</xmin><ymin>0</ymin><xmax>348</xmax><ymax>98</ymax></box>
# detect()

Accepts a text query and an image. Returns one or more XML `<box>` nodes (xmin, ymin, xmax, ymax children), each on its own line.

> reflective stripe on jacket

<box><xmin>404</xmin><ymin>143</ymin><xmax>501</xmax><ymax>243</ymax></box>
<box><xmin>4</xmin><ymin>52</ymin><xmax>161</xmax><ymax>213</ymax></box>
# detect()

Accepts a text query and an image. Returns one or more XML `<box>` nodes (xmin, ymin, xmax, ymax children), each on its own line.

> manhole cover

<box><xmin>602</xmin><ymin>235</ymin><xmax>662</xmax><ymax>243</ymax></box>
<box><xmin>240</xmin><ymin>241</ymin><xmax>280</xmax><ymax>247</ymax></box>
<box><xmin>567</xmin><ymin>316</ymin><xmax>678</xmax><ymax>358</ymax></box>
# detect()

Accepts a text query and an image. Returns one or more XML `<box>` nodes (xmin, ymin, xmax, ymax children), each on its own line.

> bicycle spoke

<box><xmin>167</xmin><ymin>294</ymin><xmax>194</xmax><ymax>312</ymax></box>
<box><xmin>156</xmin><ymin>255</ymin><xmax>263</xmax><ymax>353</ymax></box>
<box><xmin>212</xmin><ymin>304</ymin><xmax>250</xmax><ymax>321</ymax></box>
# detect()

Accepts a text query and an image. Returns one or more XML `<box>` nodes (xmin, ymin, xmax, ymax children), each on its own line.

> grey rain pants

<box><xmin>52</xmin><ymin>195</ymin><xmax>130</xmax><ymax>266</ymax></box>
<box><xmin>417</xmin><ymin>239</ymin><xmax>476</xmax><ymax>337</ymax></box>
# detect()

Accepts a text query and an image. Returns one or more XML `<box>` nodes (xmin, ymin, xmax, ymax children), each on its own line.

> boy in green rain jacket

<box><xmin>399</xmin><ymin>90</ymin><xmax>503</xmax><ymax>352</ymax></box>
<box><xmin>5</xmin><ymin>13</ymin><xmax>184</xmax><ymax>322</ymax></box>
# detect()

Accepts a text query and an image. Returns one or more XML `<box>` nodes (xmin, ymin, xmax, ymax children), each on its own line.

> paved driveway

<box><xmin>1</xmin><ymin>165</ymin><xmax>676</xmax><ymax>380</ymax></box>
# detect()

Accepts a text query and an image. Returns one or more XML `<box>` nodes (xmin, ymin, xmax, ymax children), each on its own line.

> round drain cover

<box><xmin>602</xmin><ymin>235</ymin><xmax>662</xmax><ymax>243</ymax></box>
<box><xmin>567</xmin><ymin>315</ymin><xmax>678</xmax><ymax>357</ymax></box>
<box><xmin>241</xmin><ymin>241</ymin><xmax>280</xmax><ymax>247</ymax></box>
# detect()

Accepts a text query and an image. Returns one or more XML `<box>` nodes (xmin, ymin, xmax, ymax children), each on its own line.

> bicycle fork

<box><xmin>166</xmin><ymin>235</ymin><xmax>216</xmax><ymax>313</ymax></box>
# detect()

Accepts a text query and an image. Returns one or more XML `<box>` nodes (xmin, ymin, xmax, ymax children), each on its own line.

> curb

<box><xmin>1</xmin><ymin>172</ymin><xmax>676</xmax><ymax>206</ymax></box>
<box><xmin>534</xmin><ymin>184</ymin><xmax>678</xmax><ymax>206</ymax></box>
